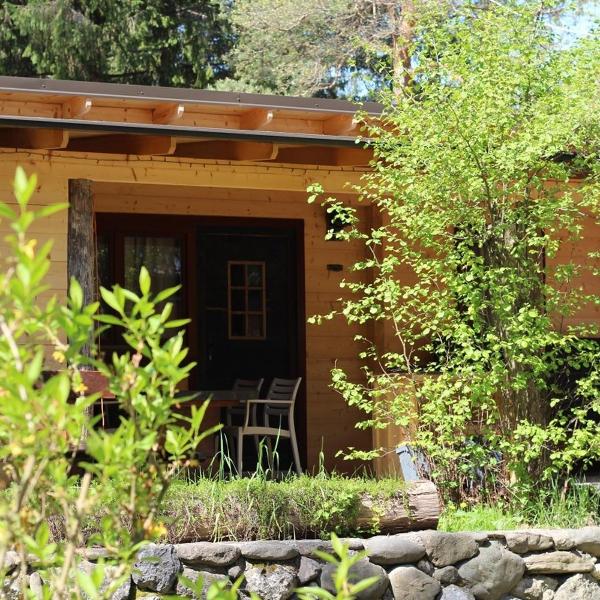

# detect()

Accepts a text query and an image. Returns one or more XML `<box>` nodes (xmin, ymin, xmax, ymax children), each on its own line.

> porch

<box><xmin>0</xmin><ymin>75</ymin><xmax>381</xmax><ymax>473</ymax></box>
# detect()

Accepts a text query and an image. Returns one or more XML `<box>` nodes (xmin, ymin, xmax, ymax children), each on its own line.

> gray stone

<box><xmin>29</xmin><ymin>572</ymin><xmax>43</xmax><ymax>600</ymax></box>
<box><xmin>433</xmin><ymin>565</ymin><xmax>460</xmax><ymax>585</ymax></box>
<box><xmin>296</xmin><ymin>539</ymin><xmax>363</xmax><ymax>558</ymax></box>
<box><xmin>592</xmin><ymin>564</ymin><xmax>600</xmax><ymax>580</ymax></box>
<box><xmin>364</xmin><ymin>534</ymin><xmax>426</xmax><ymax>565</ymax></box>
<box><xmin>321</xmin><ymin>559</ymin><xmax>388</xmax><ymax>600</ymax></box>
<box><xmin>344</xmin><ymin>538</ymin><xmax>367</xmax><ymax>552</ymax></box>
<box><xmin>523</xmin><ymin>551</ymin><xmax>595</xmax><ymax>574</ymax></box>
<box><xmin>77</xmin><ymin>547</ymin><xmax>111</xmax><ymax>561</ymax></box>
<box><xmin>504</xmin><ymin>532</ymin><xmax>554</xmax><ymax>554</ymax></box>
<box><xmin>101</xmin><ymin>567</ymin><xmax>134</xmax><ymax>600</ymax></box>
<box><xmin>472</xmin><ymin>532</ymin><xmax>490</xmax><ymax>545</ymax></box>
<box><xmin>298</xmin><ymin>556</ymin><xmax>321</xmax><ymax>584</ymax></box>
<box><xmin>2</xmin><ymin>551</ymin><xmax>20</xmax><ymax>572</ymax></box>
<box><xmin>132</xmin><ymin>544</ymin><xmax>180</xmax><ymax>593</ymax></box>
<box><xmin>244</xmin><ymin>563</ymin><xmax>297</xmax><ymax>600</ymax></box>
<box><xmin>176</xmin><ymin>566</ymin><xmax>230</xmax><ymax>599</ymax></box>
<box><xmin>540</xmin><ymin>528</ymin><xmax>600</xmax><ymax>554</ymax></box>
<box><xmin>458</xmin><ymin>542</ymin><xmax>525</xmax><ymax>600</ymax></box>
<box><xmin>239</xmin><ymin>541</ymin><xmax>298</xmax><ymax>561</ymax></box>
<box><xmin>416</xmin><ymin>559</ymin><xmax>435</xmax><ymax>576</ymax></box>
<box><xmin>388</xmin><ymin>566</ymin><xmax>441</xmax><ymax>600</ymax></box>
<box><xmin>1</xmin><ymin>572</ymin><xmax>22</xmax><ymax>600</ymax></box>
<box><xmin>554</xmin><ymin>574</ymin><xmax>600</xmax><ymax>600</ymax></box>
<box><xmin>419</xmin><ymin>531</ymin><xmax>479</xmax><ymax>567</ymax></box>
<box><xmin>571</xmin><ymin>527</ymin><xmax>600</xmax><ymax>557</ymax></box>
<box><xmin>176</xmin><ymin>542</ymin><xmax>241</xmax><ymax>567</ymax></box>
<box><xmin>440</xmin><ymin>585</ymin><xmax>476</xmax><ymax>600</ymax></box>
<box><xmin>511</xmin><ymin>576</ymin><xmax>558</xmax><ymax>600</ymax></box>
<box><xmin>228</xmin><ymin>561</ymin><xmax>245</xmax><ymax>580</ymax></box>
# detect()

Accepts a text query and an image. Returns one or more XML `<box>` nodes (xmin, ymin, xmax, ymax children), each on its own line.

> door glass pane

<box><xmin>247</xmin><ymin>264</ymin><xmax>263</xmax><ymax>287</ymax></box>
<box><xmin>231</xmin><ymin>314</ymin><xmax>245</xmax><ymax>337</ymax></box>
<box><xmin>247</xmin><ymin>314</ymin><xmax>264</xmax><ymax>338</ymax></box>
<box><xmin>230</xmin><ymin>263</ymin><xmax>245</xmax><ymax>286</ymax></box>
<box><xmin>228</xmin><ymin>261</ymin><xmax>267</xmax><ymax>340</ymax></box>
<box><xmin>248</xmin><ymin>289</ymin><xmax>262</xmax><ymax>311</ymax></box>
<box><xmin>124</xmin><ymin>236</ymin><xmax>183</xmax><ymax>317</ymax></box>
<box><xmin>231</xmin><ymin>289</ymin><xmax>245</xmax><ymax>311</ymax></box>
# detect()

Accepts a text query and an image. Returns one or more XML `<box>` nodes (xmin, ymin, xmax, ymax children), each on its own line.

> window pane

<box><xmin>247</xmin><ymin>264</ymin><xmax>263</xmax><ymax>287</ymax></box>
<box><xmin>124</xmin><ymin>236</ymin><xmax>183</xmax><ymax>317</ymax></box>
<box><xmin>230</xmin><ymin>263</ymin><xmax>245</xmax><ymax>286</ymax></box>
<box><xmin>247</xmin><ymin>314</ymin><xmax>264</xmax><ymax>338</ymax></box>
<box><xmin>231</xmin><ymin>314</ymin><xmax>245</xmax><ymax>337</ymax></box>
<box><xmin>248</xmin><ymin>289</ymin><xmax>262</xmax><ymax>311</ymax></box>
<box><xmin>97</xmin><ymin>235</ymin><xmax>112</xmax><ymax>290</ymax></box>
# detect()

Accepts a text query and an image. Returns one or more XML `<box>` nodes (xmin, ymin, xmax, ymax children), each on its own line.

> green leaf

<box><xmin>100</xmin><ymin>287</ymin><xmax>124</xmax><ymax>314</ymax></box>
<box><xmin>69</xmin><ymin>277</ymin><xmax>84</xmax><ymax>309</ymax></box>
<box><xmin>139</xmin><ymin>265</ymin><xmax>151</xmax><ymax>295</ymax></box>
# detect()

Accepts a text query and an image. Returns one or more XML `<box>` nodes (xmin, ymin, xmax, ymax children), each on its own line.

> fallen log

<box><xmin>162</xmin><ymin>479</ymin><xmax>442</xmax><ymax>543</ymax></box>
<box><xmin>356</xmin><ymin>479</ymin><xmax>442</xmax><ymax>533</ymax></box>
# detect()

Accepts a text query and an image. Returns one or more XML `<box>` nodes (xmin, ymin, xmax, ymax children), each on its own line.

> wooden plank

<box><xmin>174</xmin><ymin>140</ymin><xmax>278</xmax><ymax>161</ymax></box>
<box><xmin>153</xmin><ymin>103</ymin><xmax>185</xmax><ymax>124</ymax></box>
<box><xmin>0</xmin><ymin>127</ymin><xmax>69</xmax><ymax>150</ymax></box>
<box><xmin>0</xmin><ymin>149</ymin><xmax>369</xmax><ymax>193</ymax></box>
<box><xmin>323</xmin><ymin>114</ymin><xmax>360</xmax><ymax>136</ymax></box>
<box><xmin>63</xmin><ymin>97</ymin><xmax>93</xmax><ymax>119</ymax></box>
<box><xmin>276</xmin><ymin>145</ymin><xmax>372</xmax><ymax>166</ymax></box>
<box><xmin>240</xmin><ymin>108</ymin><xmax>274</xmax><ymax>130</ymax></box>
<box><xmin>67</xmin><ymin>134</ymin><xmax>176</xmax><ymax>155</ymax></box>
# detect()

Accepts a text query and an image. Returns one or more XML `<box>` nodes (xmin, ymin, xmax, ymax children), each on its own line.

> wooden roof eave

<box><xmin>0</xmin><ymin>115</ymin><xmax>374</xmax><ymax>166</ymax></box>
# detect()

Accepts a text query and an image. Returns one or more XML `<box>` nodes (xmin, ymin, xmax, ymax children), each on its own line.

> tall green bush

<box><xmin>311</xmin><ymin>0</ymin><xmax>600</xmax><ymax>498</ymax></box>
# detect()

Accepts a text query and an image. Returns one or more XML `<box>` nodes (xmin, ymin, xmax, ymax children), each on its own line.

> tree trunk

<box><xmin>390</xmin><ymin>0</ymin><xmax>415</xmax><ymax>94</ymax></box>
<box><xmin>67</xmin><ymin>179</ymin><xmax>96</xmax><ymax>360</ymax></box>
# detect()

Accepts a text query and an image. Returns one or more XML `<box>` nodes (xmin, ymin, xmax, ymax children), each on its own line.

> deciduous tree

<box><xmin>311</xmin><ymin>0</ymin><xmax>600</xmax><ymax>497</ymax></box>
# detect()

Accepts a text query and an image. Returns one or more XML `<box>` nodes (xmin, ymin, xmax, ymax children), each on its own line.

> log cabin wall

<box><xmin>0</xmin><ymin>149</ymin><xmax>373</xmax><ymax>473</ymax></box>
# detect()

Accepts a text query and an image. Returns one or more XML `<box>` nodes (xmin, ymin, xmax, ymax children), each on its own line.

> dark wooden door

<box><xmin>197</xmin><ymin>225</ymin><xmax>300</xmax><ymax>390</ymax></box>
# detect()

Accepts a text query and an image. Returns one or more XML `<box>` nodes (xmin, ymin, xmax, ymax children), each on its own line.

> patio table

<box><xmin>175</xmin><ymin>389</ymin><xmax>253</xmax><ymax>407</ymax></box>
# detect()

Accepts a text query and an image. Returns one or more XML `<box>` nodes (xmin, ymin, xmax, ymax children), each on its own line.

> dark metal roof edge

<box><xmin>0</xmin><ymin>115</ymin><xmax>372</xmax><ymax>148</ymax></box>
<box><xmin>0</xmin><ymin>75</ymin><xmax>383</xmax><ymax>116</ymax></box>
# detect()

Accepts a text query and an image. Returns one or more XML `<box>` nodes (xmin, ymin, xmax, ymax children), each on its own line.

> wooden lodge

<box><xmin>0</xmin><ymin>76</ymin><xmax>597</xmax><ymax>476</ymax></box>
<box><xmin>0</xmin><ymin>75</ymin><xmax>383</xmax><ymax>473</ymax></box>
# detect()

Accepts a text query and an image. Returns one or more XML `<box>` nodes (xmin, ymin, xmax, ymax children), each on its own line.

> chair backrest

<box><xmin>232</xmin><ymin>378</ymin><xmax>264</xmax><ymax>397</ymax></box>
<box><xmin>266</xmin><ymin>377</ymin><xmax>302</xmax><ymax>406</ymax></box>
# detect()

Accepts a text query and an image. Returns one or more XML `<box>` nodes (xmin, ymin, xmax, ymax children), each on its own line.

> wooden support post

<box><xmin>68</xmin><ymin>179</ymin><xmax>96</xmax><ymax>357</ymax></box>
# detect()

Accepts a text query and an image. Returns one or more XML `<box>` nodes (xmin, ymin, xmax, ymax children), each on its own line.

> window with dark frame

<box><xmin>228</xmin><ymin>261</ymin><xmax>266</xmax><ymax>340</ymax></box>
<box><xmin>96</xmin><ymin>231</ymin><xmax>186</xmax><ymax>355</ymax></box>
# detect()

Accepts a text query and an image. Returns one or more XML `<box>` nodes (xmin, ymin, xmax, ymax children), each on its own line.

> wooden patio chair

<box><xmin>224</xmin><ymin>377</ymin><xmax>302</xmax><ymax>475</ymax></box>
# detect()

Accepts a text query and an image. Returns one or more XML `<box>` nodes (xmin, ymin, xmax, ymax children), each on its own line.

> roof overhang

<box><xmin>0</xmin><ymin>76</ymin><xmax>381</xmax><ymax>166</ymax></box>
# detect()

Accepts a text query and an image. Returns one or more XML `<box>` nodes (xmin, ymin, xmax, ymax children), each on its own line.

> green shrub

<box><xmin>0</xmin><ymin>168</ymin><xmax>214</xmax><ymax>598</ymax></box>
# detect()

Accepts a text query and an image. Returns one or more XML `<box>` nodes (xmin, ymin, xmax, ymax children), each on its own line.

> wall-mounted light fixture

<box><xmin>325</xmin><ymin>207</ymin><xmax>351</xmax><ymax>241</ymax></box>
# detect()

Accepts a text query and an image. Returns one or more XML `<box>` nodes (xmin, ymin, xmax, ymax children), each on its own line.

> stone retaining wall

<box><xmin>10</xmin><ymin>528</ymin><xmax>600</xmax><ymax>599</ymax></box>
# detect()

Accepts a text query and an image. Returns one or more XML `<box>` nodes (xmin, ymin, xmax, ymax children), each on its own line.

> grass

<box><xmin>158</xmin><ymin>470</ymin><xmax>405</xmax><ymax>542</ymax></box>
<box><xmin>440</xmin><ymin>480</ymin><xmax>600</xmax><ymax>532</ymax></box>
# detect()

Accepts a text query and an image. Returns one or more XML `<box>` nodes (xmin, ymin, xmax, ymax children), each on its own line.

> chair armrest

<box><xmin>243</xmin><ymin>399</ymin><xmax>292</xmax><ymax>427</ymax></box>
